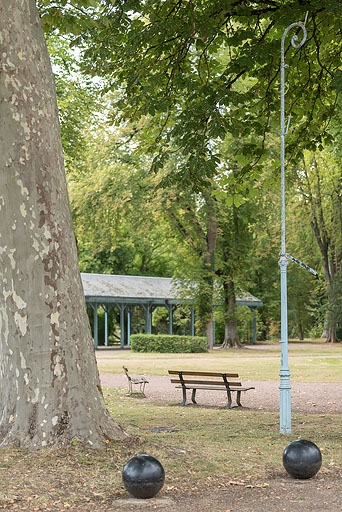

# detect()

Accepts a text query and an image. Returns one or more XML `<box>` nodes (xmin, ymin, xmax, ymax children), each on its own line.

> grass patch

<box><xmin>103</xmin><ymin>387</ymin><xmax>342</xmax><ymax>483</ymax></box>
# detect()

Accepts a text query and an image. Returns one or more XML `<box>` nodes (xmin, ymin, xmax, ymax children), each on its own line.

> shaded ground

<box><xmin>85</xmin><ymin>476</ymin><xmax>342</xmax><ymax>512</ymax></box>
<box><xmin>2</xmin><ymin>473</ymin><xmax>342</xmax><ymax>512</ymax></box>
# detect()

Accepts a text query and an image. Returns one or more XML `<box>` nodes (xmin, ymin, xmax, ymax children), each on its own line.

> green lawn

<box><xmin>103</xmin><ymin>387</ymin><xmax>342</xmax><ymax>484</ymax></box>
<box><xmin>96</xmin><ymin>341</ymin><xmax>342</xmax><ymax>382</ymax></box>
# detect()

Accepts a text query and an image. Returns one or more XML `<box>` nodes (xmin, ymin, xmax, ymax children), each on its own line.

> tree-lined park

<box><xmin>0</xmin><ymin>2</ymin><xmax>342</xmax><ymax>507</ymax></box>
<box><xmin>43</xmin><ymin>0</ymin><xmax>342</xmax><ymax>346</ymax></box>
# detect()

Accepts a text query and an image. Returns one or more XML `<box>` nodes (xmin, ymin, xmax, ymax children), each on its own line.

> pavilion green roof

<box><xmin>81</xmin><ymin>273</ymin><xmax>263</xmax><ymax>308</ymax></box>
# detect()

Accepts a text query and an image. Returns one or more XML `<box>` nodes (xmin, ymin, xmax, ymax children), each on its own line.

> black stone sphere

<box><xmin>122</xmin><ymin>454</ymin><xmax>165</xmax><ymax>499</ymax></box>
<box><xmin>283</xmin><ymin>439</ymin><xmax>322</xmax><ymax>479</ymax></box>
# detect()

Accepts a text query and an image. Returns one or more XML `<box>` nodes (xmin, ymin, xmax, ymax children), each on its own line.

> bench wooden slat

<box><xmin>171</xmin><ymin>378</ymin><xmax>242</xmax><ymax>387</ymax></box>
<box><xmin>168</xmin><ymin>370</ymin><xmax>239</xmax><ymax>378</ymax></box>
<box><xmin>175</xmin><ymin>384</ymin><xmax>254</xmax><ymax>391</ymax></box>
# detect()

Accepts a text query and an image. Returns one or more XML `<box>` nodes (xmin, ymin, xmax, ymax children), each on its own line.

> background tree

<box><xmin>79</xmin><ymin>1</ymin><xmax>342</xmax><ymax>183</ymax></box>
<box><xmin>69</xmin><ymin>119</ymin><xmax>179</xmax><ymax>276</ymax></box>
<box><xmin>77</xmin><ymin>0</ymin><xmax>342</xmax><ymax>343</ymax></box>
<box><xmin>39</xmin><ymin>0</ymin><xmax>342</xmax><ymax>344</ymax></box>
<box><xmin>293</xmin><ymin>149</ymin><xmax>342</xmax><ymax>341</ymax></box>
<box><xmin>158</xmin><ymin>182</ymin><xmax>217</xmax><ymax>346</ymax></box>
<box><xmin>47</xmin><ymin>34</ymin><xmax>100</xmax><ymax>173</ymax></box>
<box><xmin>216</xmin><ymin>201</ymin><xmax>255</xmax><ymax>348</ymax></box>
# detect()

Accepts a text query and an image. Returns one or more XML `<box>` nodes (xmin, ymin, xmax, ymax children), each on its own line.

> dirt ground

<box><xmin>98</xmin><ymin>479</ymin><xmax>342</xmax><ymax>512</ymax></box>
<box><xmin>98</xmin><ymin>372</ymin><xmax>342</xmax><ymax>512</ymax></box>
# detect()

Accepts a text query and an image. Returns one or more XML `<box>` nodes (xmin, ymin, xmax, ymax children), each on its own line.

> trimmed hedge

<box><xmin>130</xmin><ymin>334</ymin><xmax>208</xmax><ymax>353</ymax></box>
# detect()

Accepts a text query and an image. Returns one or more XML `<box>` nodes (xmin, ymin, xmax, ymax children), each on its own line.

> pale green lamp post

<box><xmin>279</xmin><ymin>14</ymin><xmax>308</xmax><ymax>434</ymax></box>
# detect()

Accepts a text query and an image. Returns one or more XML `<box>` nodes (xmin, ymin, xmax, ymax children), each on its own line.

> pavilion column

<box><xmin>169</xmin><ymin>306</ymin><xmax>172</xmax><ymax>335</ymax></box>
<box><xmin>212</xmin><ymin>312</ymin><xmax>216</xmax><ymax>345</ymax></box>
<box><xmin>118</xmin><ymin>304</ymin><xmax>125</xmax><ymax>347</ymax></box>
<box><xmin>252</xmin><ymin>308</ymin><xmax>257</xmax><ymax>344</ymax></box>
<box><xmin>127</xmin><ymin>307</ymin><xmax>131</xmax><ymax>346</ymax></box>
<box><xmin>91</xmin><ymin>304</ymin><xmax>99</xmax><ymax>349</ymax></box>
<box><xmin>103</xmin><ymin>305</ymin><xmax>109</xmax><ymax>346</ymax></box>
<box><xmin>249</xmin><ymin>306</ymin><xmax>257</xmax><ymax>344</ymax></box>
<box><xmin>191</xmin><ymin>308</ymin><xmax>195</xmax><ymax>336</ymax></box>
<box><xmin>145</xmin><ymin>304</ymin><xmax>153</xmax><ymax>334</ymax></box>
<box><xmin>167</xmin><ymin>304</ymin><xmax>176</xmax><ymax>335</ymax></box>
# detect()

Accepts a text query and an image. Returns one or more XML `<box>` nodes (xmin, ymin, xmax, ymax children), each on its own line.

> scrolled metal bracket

<box><xmin>280</xmin><ymin>12</ymin><xmax>308</xmax><ymax>138</ymax></box>
<box><xmin>282</xmin><ymin>11</ymin><xmax>308</xmax><ymax>53</ymax></box>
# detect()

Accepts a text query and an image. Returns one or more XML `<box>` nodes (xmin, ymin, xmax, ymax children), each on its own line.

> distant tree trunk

<box><xmin>0</xmin><ymin>1</ymin><xmax>126</xmax><ymax>449</ymax></box>
<box><xmin>297</xmin><ymin>322</ymin><xmax>304</xmax><ymax>341</ymax></box>
<box><xmin>221</xmin><ymin>280</ymin><xmax>242</xmax><ymax>349</ymax></box>
<box><xmin>196</xmin><ymin>191</ymin><xmax>217</xmax><ymax>349</ymax></box>
<box><xmin>323</xmin><ymin>327</ymin><xmax>338</xmax><ymax>343</ymax></box>
<box><xmin>206</xmin><ymin>317</ymin><xmax>214</xmax><ymax>349</ymax></box>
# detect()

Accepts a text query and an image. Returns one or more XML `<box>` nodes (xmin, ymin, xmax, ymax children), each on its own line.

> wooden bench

<box><xmin>123</xmin><ymin>366</ymin><xmax>149</xmax><ymax>396</ymax></box>
<box><xmin>168</xmin><ymin>370</ymin><xmax>255</xmax><ymax>409</ymax></box>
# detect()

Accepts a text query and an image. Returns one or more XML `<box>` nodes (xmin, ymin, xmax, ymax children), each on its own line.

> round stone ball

<box><xmin>283</xmin><ymin>439</ymin><xmax>322</xmax><ymax>479</ymax></box>
<box><xmin>122</xmin><ymin>454</ymin><xmax>165</xmax><ymax>499</ymax></box>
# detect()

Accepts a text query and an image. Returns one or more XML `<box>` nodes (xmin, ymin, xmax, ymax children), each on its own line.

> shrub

<box><xmin>130</xmin><ymin>334</ymin><xmax>208</xmax><ymax>353</ymax></box>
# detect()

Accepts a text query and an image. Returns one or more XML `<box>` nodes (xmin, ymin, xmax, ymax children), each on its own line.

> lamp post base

<box><xmin>279</xmin><ymin>371</ymin><xmax>291</xmax><ymax>434</ymax></box>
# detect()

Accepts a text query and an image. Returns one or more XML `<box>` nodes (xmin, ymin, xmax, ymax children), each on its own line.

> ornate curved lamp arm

<box><xmin>280</xmin><ymin>13</ymin><xmax>308</xmax><ymax>254</ymax></box>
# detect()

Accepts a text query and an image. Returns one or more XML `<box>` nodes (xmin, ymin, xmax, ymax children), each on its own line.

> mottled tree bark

<box><xmin>0</xmin><ymin>0</ymin><xmax>126</xmax><ymax>448</ymax></box>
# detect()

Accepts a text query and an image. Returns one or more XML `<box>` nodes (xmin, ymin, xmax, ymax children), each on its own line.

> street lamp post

<box><xmin>279</xmin><ymin>15</ymin><xmax>308</xmax><ymax>435</ymax></box>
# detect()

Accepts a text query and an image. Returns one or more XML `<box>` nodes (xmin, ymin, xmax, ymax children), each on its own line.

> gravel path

<box><xmin>100</xmin><ymin>373</ymin><xmax>342</xmax><ymax>413</ymax></box>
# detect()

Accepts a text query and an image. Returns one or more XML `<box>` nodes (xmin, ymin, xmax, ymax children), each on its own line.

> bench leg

<box><xmin>140</xmin><ymin>382</ymin><xmax>146</xmax><ymax>396</ymax></box>
<box><xmin>191</xmin><ymin>389</ymin><xmax>197</xmax><ymax>404</ymax></box>
<box><xmin>225</xmin><ymin>389</ymin><xmax>232</xmax><ymax>409</ymax></box>
<box><xmin>236</xmin><ymin>390</ymin><xmax>242</xmax><ymax>406</ymax></box>
<box><xmin>181</xmin><ymin>387</ymin><xmax>187</xmax><ymax>406</ymax></box>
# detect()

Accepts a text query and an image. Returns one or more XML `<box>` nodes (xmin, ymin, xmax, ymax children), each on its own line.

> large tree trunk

<box><xmin>0</xmin><ymin>1</ymin><xmax>126</xmax><ymax>449</ymax></box>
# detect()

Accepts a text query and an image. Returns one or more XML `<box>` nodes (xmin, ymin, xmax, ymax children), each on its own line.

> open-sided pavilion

<box><xmin>81</xmin><ymin>273</ymin><xmax>263</xmax><ymax>348</ymax></box>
